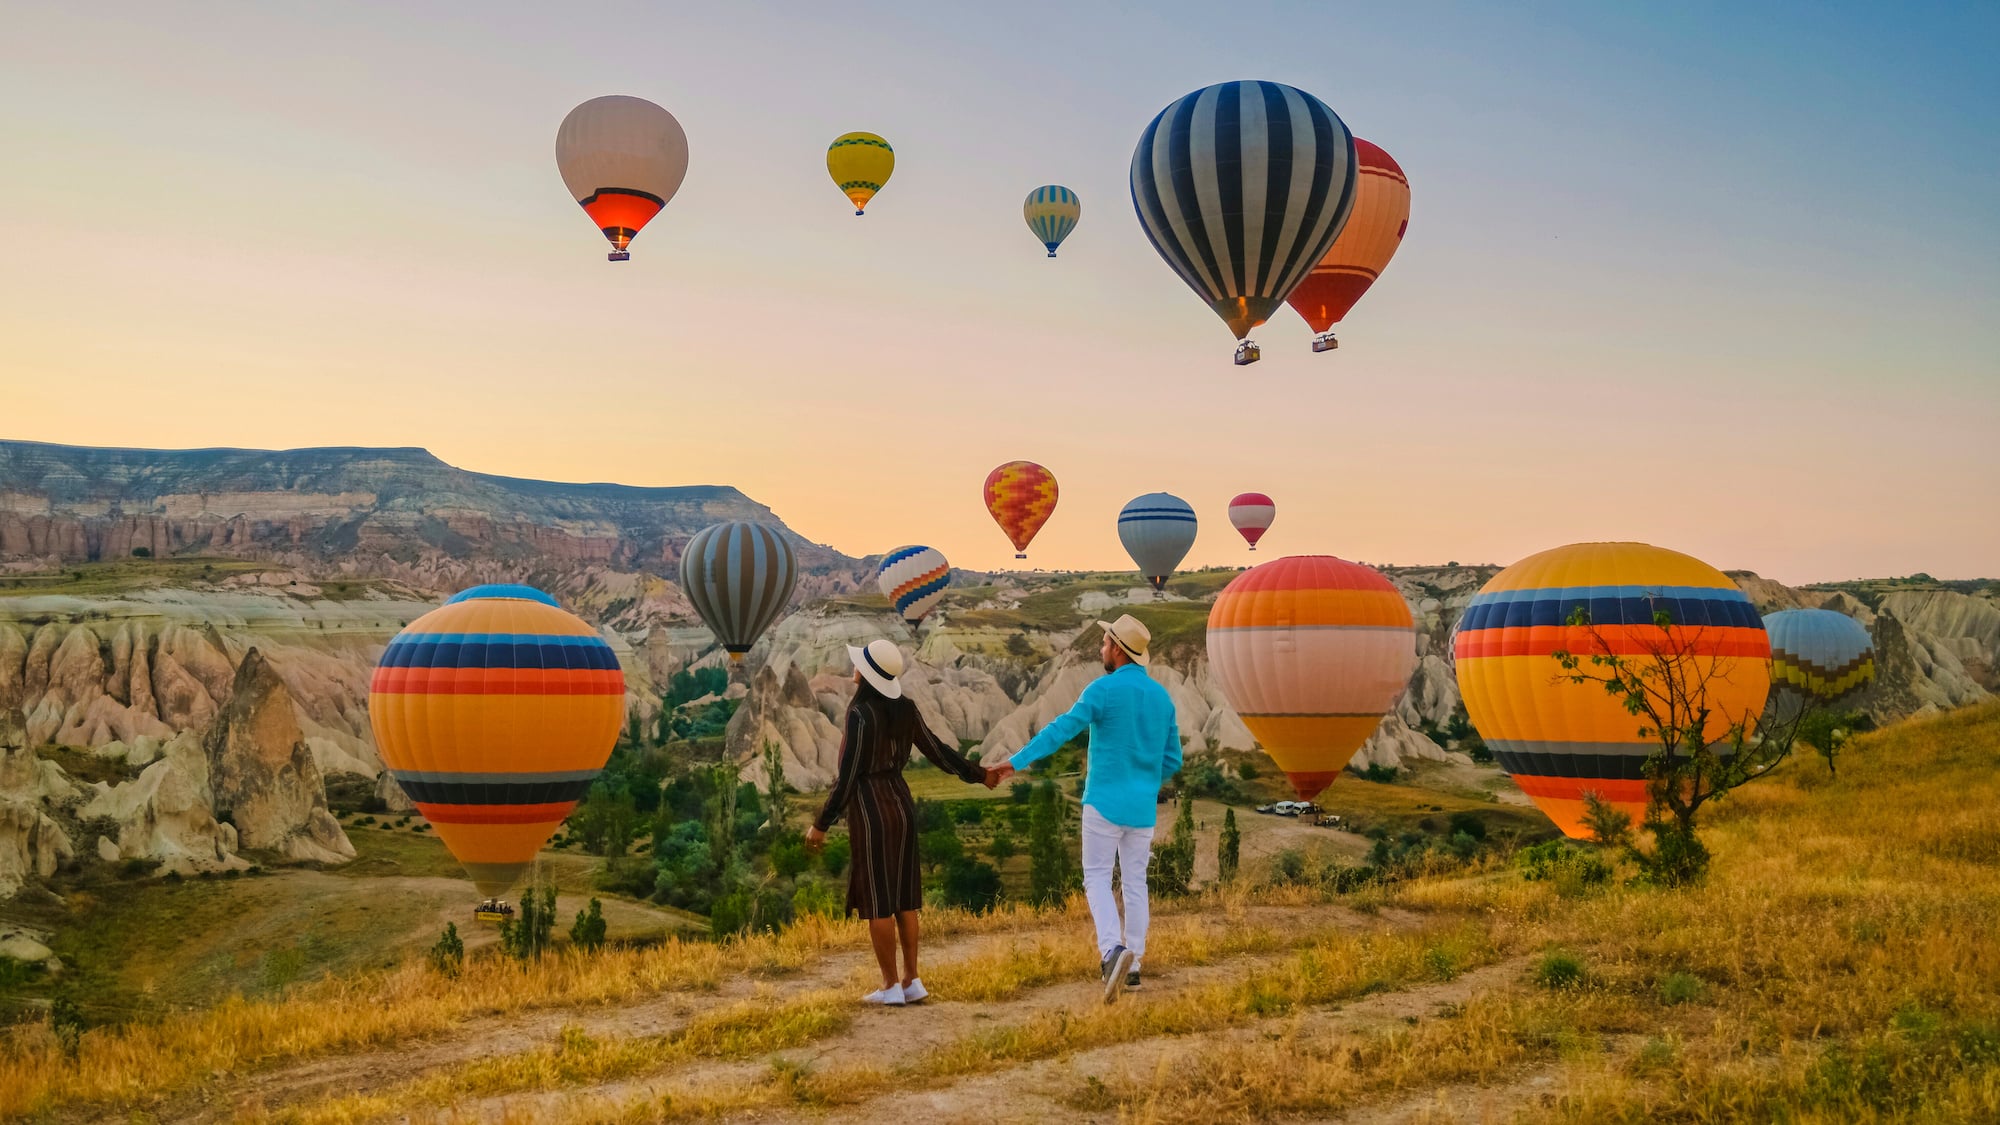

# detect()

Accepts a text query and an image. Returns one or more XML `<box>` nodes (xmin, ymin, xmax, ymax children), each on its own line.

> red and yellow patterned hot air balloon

<box><xmin>1208</xmin><ymin>556</ymin><xmax>1416</xmax><ymax>800</ymax></box>
<box><xmin>1453</xmin><ymin>543</ymin><xmax>1771</xmax><ymax>839</ymax></box>
<box><xmin>1285</xmin><ymin>138</ymin><xmax>1409</xmax><ymax>352</ymax></box>
<box><xmin>369</xmin><ymin>584</ymin><xmax>625</xmax><ymax>895</ymax></box>
<box><xmin>984</xmin><ymin>460</ymin><xmax>1058</xmax><ymax>559</ymax></box>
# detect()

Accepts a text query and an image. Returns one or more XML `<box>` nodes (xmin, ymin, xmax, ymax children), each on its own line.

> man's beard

<box><xmin>1102</xmin><ymin>656</ymin><xmax>1117</xmax><ymax>673</ymax></box>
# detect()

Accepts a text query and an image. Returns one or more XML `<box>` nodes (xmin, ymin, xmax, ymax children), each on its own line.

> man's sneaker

<box><xmin>1103</xmin><ymin>945</ymin><xmax>1136</xmax><ymax>1004</ymax></box>
<box><xmin>862</xmin><ymin>983</ymin><xmax>906</xmax><ymax>1006</ymax></box>
<box><xmin>1125</xmin><ymin>969</ymin><xmax>1142</xmax><ymax>990</ymax></box>
<box><xmin>901</xmin><ymin>978</ymin><xmax>929</xmax><ymax>1003</ymax></box>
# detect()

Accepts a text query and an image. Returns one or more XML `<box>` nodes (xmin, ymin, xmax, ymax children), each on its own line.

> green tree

<box><xmin>1553</xmin><ymin>604</ymin><xmax>1806</xmax><ymax>885</ymax></box>
<box><xmin>569</xmin><ymin>898</ymin><xmax>607</xmax><ymax>951</ymax></box>
<box><xmin>1027</xmin><ymin>781</ymin><xmax>1075</xmax><ymax>906</ymax></box>
<box><xmin>428</xmin><ymin>922</ymin><xmax>465</xmax><ymax>977</ymax></box>
<box><xmin>988</xmin><ymin>830</ymin><xmax>1018</xmax><ymax>865</ymax></box>
<box><xmin>49</xmin><ymin>997</ymin><xmax>85</xmax><ymax>1060</ymax></box>
<box><xmin>941</xmin><ymin>859</ymin><xmax>1003</xmax><ymax>912</ymax></box>
<box><xmin>1152</xmin><ymin>792</ymin><xmax>1197</xmax><ymax>896</ymax></box>
<box><xmin>761</xmin><ymin>740</ymin><xmax>789</xmax><ymax>831</ymax></box>
<box><xmin>1218</xmin><ymin>807</ymin><xmax>1241</xmax><ymax>882</ymax></box>
<box><xmin>920</xmin><ymin>825</ymin><xmax>964</xmax><ymax>874</ymax></box>
<box><xmin>501</xmin><ymin>883</ymin><xmax>559</xmax><ymax>961</ymax></box>
<box><xmin>820</xmin><ymin>834</ymin><xmax>850</xmax><ymax>877</ymax></box>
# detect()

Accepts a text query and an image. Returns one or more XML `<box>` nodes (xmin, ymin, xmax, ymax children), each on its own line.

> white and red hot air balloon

<box><xmin>1228</xmin><ymin>493</ymin><xmax>1275</xmax><ymax>550</ymax></box>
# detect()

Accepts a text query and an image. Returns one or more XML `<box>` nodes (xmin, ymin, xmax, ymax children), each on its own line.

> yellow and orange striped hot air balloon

<box><xmin>1285</xmin><ymin>137</ymin><xmax>1409</xmax><ymax>352</ymax></box>
<box><xmin>1208</xmin><ymin>556</ymin><xmax>1416</xmax><ymax>800</ymax></box>
<box><xmin>369</xmin><ymin>585</ymin><xmax>625</xmax><ymax>896</ymax></box>
<box><xmin>983</xmin><ymin>460</ymin><xmax>1058</xmax><ymax>559</ymax></box>
<box><xmin>1452</xmin><ymin>542</ymin><xmax>1771</xmax><ymax>839</ymax></box>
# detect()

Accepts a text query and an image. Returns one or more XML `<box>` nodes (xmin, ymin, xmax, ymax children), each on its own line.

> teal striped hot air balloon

<box><xmin>679</xmin><ymin>522</ymin><xmax>798</xmax><ymax>662</ymax></box>
<box><xmin>1023</xmin><ymin>185</ymin><xmax>1081</xmax><ymax>257</ymax></box>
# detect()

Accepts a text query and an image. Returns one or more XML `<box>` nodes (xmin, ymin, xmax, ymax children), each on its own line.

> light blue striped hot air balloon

<box><xmin>1023</xmin><ymin>185</ymin><xmax>1081</xmax><ymax>258</ymax></box>
<box><xmin>1766</xmin><ymin>608</ymin><xmax>1876</xmax><ymax>704</ymax></box>
<box><xmin>1118</xmin><ymin>493</ymin><xmax>1198</xmax><ymax>592</ymax></box>
<box><xmin>877</xmin><ymin>545</ymin><xmax>951</xmax><ymax>625</ymax></box>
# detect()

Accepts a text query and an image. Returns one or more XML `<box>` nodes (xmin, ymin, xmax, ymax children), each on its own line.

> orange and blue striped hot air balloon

<box><xmin>1207</xmin><ymin>556</ymin><xmax>1417</xmax><ymax>800</ymax></box>
<box><xmin>369</xmin><ymin>584</ymin><xmax>625</xmax><ymax>896</ymax></box>
<box><xmin>984</xmin><ymin>460</ymin><xmax>1058</xmax><ymax>559</ymax></box>
<box><xmin>1452</xmin><ymin>542</ymin><xmax>1771</xmax><ymax>839</ymax></box>
<box><xmin>877</xmin><ymin>544</ymin><xmax>951</xmax><ymax>625</ymax></box>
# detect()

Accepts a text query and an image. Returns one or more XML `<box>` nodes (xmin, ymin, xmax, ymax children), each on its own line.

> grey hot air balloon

<box><xmin>1118</xmin><ymin>493</ymin><xmax>1198</xmax><ymax>593</ymax></box>
<box><xmin>679</xmin><ymin>521</ymin><xmax>798</xmax><ymax>662</ymax></box>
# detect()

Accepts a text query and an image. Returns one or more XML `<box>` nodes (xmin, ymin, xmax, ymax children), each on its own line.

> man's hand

<box><xmin>805</xmin><ymin>826</ymin><xmax>826</xmax><ymax>852</ymax></box>
<box><xmin>984</xmin><ymin>762</ymin><xmax>1015</xmax><ymax>789</ymax></box>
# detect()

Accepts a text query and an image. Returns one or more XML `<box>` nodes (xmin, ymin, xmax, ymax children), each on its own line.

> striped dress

<box><xmin>812</xmin><ymin>684</ymin><xmax>985</xmax><ymax>919</ymax></box>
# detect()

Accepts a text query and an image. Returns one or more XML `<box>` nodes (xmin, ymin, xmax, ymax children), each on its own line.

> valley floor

<box><xmin>5</xmin><ymin>702</ymin><xmax>1998</xmax><ymax>1123</ymax></box>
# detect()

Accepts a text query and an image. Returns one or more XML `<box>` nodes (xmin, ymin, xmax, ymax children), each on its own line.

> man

<box><xmin>989</xmin><ymin>614</ymin><xmax>1181</xmax><ymax>1003</ymax></box>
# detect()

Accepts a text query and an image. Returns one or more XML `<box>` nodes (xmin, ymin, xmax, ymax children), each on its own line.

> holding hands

<box><xmin>982</xmin><ymin>761</ymin><xmax>1016</xmax><ymax>790</ymax></box>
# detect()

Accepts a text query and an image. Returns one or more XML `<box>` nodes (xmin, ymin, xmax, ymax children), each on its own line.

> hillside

<box><xmin>3</xmin><ymin>702</ymin><xmax>1994</xmax><ymax>1122</ymax></box>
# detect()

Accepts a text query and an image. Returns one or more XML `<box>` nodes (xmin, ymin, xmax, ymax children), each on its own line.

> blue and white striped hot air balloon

<box><xmin>877</xmin><ymin>545</ymin><xmax>951</xmax><ymax>625</ymax></box>
<box><xmin>1023</xmin><ymin>185</ymin><xmax>1081</xmax><ymax>258</ymax></box>
<box><xmin>1118</xmin><ymin>493</ymin><xmax>1198</xmax><ymax>592</ymax></box>
<box><xmin>1766</xmin><ymin>608</ymin><xmax>1876</xmax><ymax>704</ymax></box>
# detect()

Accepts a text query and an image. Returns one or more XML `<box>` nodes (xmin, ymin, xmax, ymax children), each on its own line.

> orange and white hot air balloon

<box><xmin>1207</xmin><ymin>556</ymin><xmax>1416</xmax><ymax>800</ymax></box>
<box><xmin>1285</xmin><ymin>137</ymin><xmax>1409</xmax><ymax>352</ymax></box>
<box><xmin>983</xmin><ymin>461</ymin><xmax>1058</xmax><ymax>559</ymax></box>
<box><xmin>556</xmin><ymin>95</ymin><xmax>690</xmax><ymax>261</ymax></box>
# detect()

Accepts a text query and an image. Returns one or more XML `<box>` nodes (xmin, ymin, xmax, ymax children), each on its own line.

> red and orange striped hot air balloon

<box><xmin>984</xmin><ymin>461</ymin><xmax>1058</xmax><ymax>559</ymax></box>
<box><xmin>1452</xmin><ymin>543</ymin><xmax>1771</xmax><ymax>839</ymax></box>
<box><xmin>1285</xmin><ymin>137</ymin><xmax>1409</xmax><ymax>352</ymax></box>
<box><xmin>369</xmin><ymin>584</ymin><xmax>625</xmax><ymax>896</ymax></box>
<box><xmin>1208</xmin><ymin>556</ymin><xmax>1417</xmax><ymax>800</ymax></box>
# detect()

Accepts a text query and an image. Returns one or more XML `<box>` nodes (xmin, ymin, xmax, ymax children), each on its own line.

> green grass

<box><xmin>0</xmin><ymin>557</ymin><xmax>271</xmax><ymax>598</ymax></box>
<box><xmin>33</xmin><ymin>745</ymin><xmax>135</xmax><ymax>786</ymax></box>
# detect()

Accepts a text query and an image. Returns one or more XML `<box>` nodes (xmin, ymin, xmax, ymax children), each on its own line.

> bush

<box><xmin>130</xmin><ymin>547</ymin><xmax>152</xmax><ymax>558</ymax></box>
<box><xmin>792</xmin><ymin>879</ymin><xmax>840</xmax><ymax>918</ymax></box>
<box><xmin>770</xmin><ymin>836</ymin><xmax>811</xmax><ymax>879</ymax></box>
<box><xmin>428</xmin><ymin>923</ymin><xmax>465</xmax><ymax>977</ymax></box>
<box><xmin>569</xmin><ymin>898</ymin><xmax>607</xmax><ymax>951</ymax></box>
<box><xmin>1359</xmin><ymin>763</ymin><xmax>1399</xmax><ymax>784</ymax></box>
<box><xmin>1658</xmin><ymin>970</ymin><xmax>1705</xmax><ymax>1005</ymax></box>
<box><xmin>987</xmin><ymin>830</ymin><xmax>1018</xmax><ymax>864</ymax></box>
<box><xmin>710</xmin><ymin>889</ymin><xmax>752</xmax><ymax>938</ymax></box>
<box><xmin>1009</xmin><ymin>781</ymin><xmax>1034</xmax><ymax>805</ymax></box>
<box><xmin>1534</xmin><ymin>949</ymin><xmax>1587</xmax><ymax>990</ymax></box>
<box><xmin>50</xmin><ymin>997</ymin><xmax>86</xmax><ymax>1060</ymax></box>
<box><xmin>1446</xmin><ymin>811</ymin><xmax>1487</xmax><ymax>840</ymax></box>
<box><xmin>920</xmin><ymin>826</ymin><xmax>964</xmax><ymax>872</ymax></box>
<box><xmin>952</xmin><ymin>802</ymin><xmax>985</xmax><ymax>826</ymax></box>
<box><xmin>940</xmin><ymin>859</ymin><xmax>1002</xmax><ymax>912</ymax></box>
<box><xmin>1516</xmin><ymin>840</ymin><xmax>1611</xmax><ymax>896</ymax></box>
<box><xmin>360</xmin><ymin>795</ymin><xmax>388</xmax><ymax>814</ymax></box>
<box><xmin>820</xmin><ymin>835</ymin><xmax>850</xmax><ymax>878</ymax></box>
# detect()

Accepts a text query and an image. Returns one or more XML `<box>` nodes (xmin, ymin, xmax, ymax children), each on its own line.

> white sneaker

<box><xmin>863</xmin><ymin>983</ymin><xmax>906</xmax><ymax>1006</ymax></box>
<box><xmin>902</xmin><ymin>978</ymin><xmax>929</xmax><ymax>1003</ymax></box>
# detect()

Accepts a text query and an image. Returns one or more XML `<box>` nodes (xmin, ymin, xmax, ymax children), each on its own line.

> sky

<box><xmin>2</xmin><ymin>1</ymin><xmax>1996</xmax><ymax>584</ymax></box>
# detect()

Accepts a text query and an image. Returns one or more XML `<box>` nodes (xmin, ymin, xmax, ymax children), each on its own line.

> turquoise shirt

<box><xmin>1009</xmin><ymin>663</ymin><xmax>1182</xmax><ymax>828</ymax></box>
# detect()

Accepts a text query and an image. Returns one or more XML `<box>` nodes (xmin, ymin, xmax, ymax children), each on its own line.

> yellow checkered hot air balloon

<box><xmin>827</xmin><ymin>132</ymin><xmax>894</xmax><ymax>215</ymax></box>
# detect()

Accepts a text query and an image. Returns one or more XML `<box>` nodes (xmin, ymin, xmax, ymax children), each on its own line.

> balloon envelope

<box><xmin>1453</xmin><ymin>542</ymin><xmax>1771</xmax><ymax>839</ymax></box>
<box><xmin>1023</xmin><ymin>185</ymin><xmax>1081</xmax><ymax>256</ymax></box>
<box><xmin>878</xmin><ymin>545</ymin><xmax>951</xmax><ymax>625</ymax></box>
<box><xmin>984</xmin><ymin>461</ymin><xmax>1058</xmax><ymax>558</ymax></box>
<box><xmin>680</xmin><ymin>522</ymin><xmax>798</xmax><ymax>661</ymax></box>
<box><xmin>1208</xmin><ymin>556</ymin><xmax>1415</xmax><ymax>800</ymax></box>
<box><xmin>369</xmin><ymin>585</ymin><xmax>624</xmax><ymax>896</ymax></box>
<box><xmin>828</xmin><ymin>132</ymin><xmax>894</xmax><ymax>214</ymax></box>
<box><xmin>1286</xmin><ymin>138</ymin><xmax>1410</xmax><ymax>334</ymax></box>
<box><xmin>1130</xmin><ymin>80</ymin><xmax>1358</xmax><ymax>339</ymax></box>
<box><xmin>1228</xmin><ymin>492</ymin><xmax>1275</xmax><ymax>549</ymax></box>
<box><xmin>1118</xmin><ymin>493</ymin><xmax>1197</xmax><ymax>591</ymax></box>
<box><xmin>1766</xmin><ymin>608</ymin><xmax>1875</xmax><ymax>702</ymax></box>
<box><xmin>555</xmin><ymin>95</ymin><xmax>690</xmax><ymax>256</ymax></box>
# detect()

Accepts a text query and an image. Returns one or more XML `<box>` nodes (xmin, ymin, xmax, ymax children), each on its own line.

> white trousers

<box><xmin>1081</xmin><ymin>806</ymin><xmax>1155</xmax><ymax>967</ymax></box>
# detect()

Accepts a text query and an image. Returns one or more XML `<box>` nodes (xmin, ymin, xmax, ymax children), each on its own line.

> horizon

<box><xmin>3</xmin><ymin>2</ymin><xmax>1996</xmax><ymax>585</ymax></box>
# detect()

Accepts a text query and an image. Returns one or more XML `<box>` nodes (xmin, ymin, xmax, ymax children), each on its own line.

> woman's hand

<box><xmin>805</xmin><ymin>826</ymin><xmax>826</xmax><ymax>852</ymax></box>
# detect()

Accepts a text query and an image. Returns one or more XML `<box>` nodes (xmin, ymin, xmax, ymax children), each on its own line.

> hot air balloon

<box><xmin>1023</xmin><ymin>185</ymin><xmax>1081</xmax><ymax>257</ymax></box>
<box><xmin>1453</xmin><ymin>542</ymin><xmax>1771</xmax><ymax>839</ymax></box>
<box><xmin>828</xmin><ymin>132</ymin><xmax>894</xmax><ymax>215</ymax></box>
<box><xmin>1130</xmin><ymin>80</ymin><xmax>1358</xmax><ymax>365</ymax></box>
<box><xmin>555</xmin><ymin>96</ymin><xmax>690</xmax><ymax>262</ymax></box>
<box><xmin>369</xmin><ymin>585</ymin><xmax>625</xmax><ymax>896</ymax></box>
<box><xmin>1208</xmin><ymin>556</ymin><xmax>1415</xmax><ymax>800</ymax></box>
<box><xmin>984</xmin><ymin>461</ymin><xmax>1058</xmax><ymax>558</ymax></box>
<box><xmin>1118</xmin><ymin>493</ymin><xmax>1197</xmax><ymax>592</ymax></box>
<box><xmin>1286</xmin><ymin>138</ymin><xmax>1410</xmax><ymax>353</ymax></box>
<box><xmin>680</xmin><ymin>522</ymin><xmax>798</xmax><ymax>662</ymax></box>
<box><xmin>1766</xmin><ymin>609</ymin><xmax>1875</xmax><ymax>703</ymax></box>
<box><xmin>878</xmin><ymin>545</ymin><xmax>951</xmax><ymax>626</ymax></box>
<box><xmin>1228</xmin><ymin>493</ymin><xmax>1275</xmax><ymax>550</ymax></box>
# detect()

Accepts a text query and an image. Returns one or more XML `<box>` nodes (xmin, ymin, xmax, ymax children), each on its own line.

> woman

<box><xmin>805</xmin><ymin>638</ymin><xmax>994</xmax><ymax>1005</ymax></box>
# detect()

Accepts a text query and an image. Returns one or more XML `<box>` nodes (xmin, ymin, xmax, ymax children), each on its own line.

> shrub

<box><xmin>1218</xmin><ymin>808</ymin><xmax>1241</xmax><ymax>882</ymax></box>
<box><xmin>1516</xmin><ymin>840</ymin><xmax>1612</xmax><ymax>896</ymax></box>
<box><xmin>1446</xmin><ymin>811</ymin><xmax>1487</xmax><ymax>840</ymax></box>
<box><xmin>360</xmin><ymin>795</ymin><xmax>387</xmax><ymax>814</ymax></box>
<box><xmin>1658</xmin><ymin>970</ymin><xmax>1704</xmax><ymax>1005</ymax></box>
<box><xmin>792</xmin><ymin>879</ymin><xmax>839</xmax><ymax>918</ymax></box>
<box><xmin>820</xmin><ymin>835</ymin><xmax>850</xmax><ymax>878</ymax></box>
<box><xmin>428</xmin><ymin>923</ymin><xmax>465</xmax><ymax>978</ymax></box>
<box><xmin>769</xmin><ymin>836</ymin><xmax>811</xmax><ymax>879</ymax></box>
<box><xmin>130</xmin><ymin>547</ymin><xmax>152</xmax><ymax>558</ymax></box>
<box><xmin>1534</xmin><ymin>949</ymin><xmax>1586</xmax><ymax>990</ymax></box>
<box><xmin>50</xmin><ymin>997</ymin><xmax>86</xmax><ymax>1060</ymax></box>
<box><xmin>1359</xmin><ymin>763</ymin><xmax>1399</xmax><ymax>784</ymax></box>
<box><xmin>920</xmin><ymin>826</ymin><xmax>964</xmax><ymax>872</ymax></box>
<box><xmin>952</xmin><ymin>802</ymin><xmax>984</xmax><ymax>826</ymax></box>
<box><xmin>569</xmin><ymin>898</ymin><xmax>607</xmax><ymax>951</ymax></box>
<box><xmin>987</xmin><ymin>831</ymin><xmax>1018</xmax><ymax>864</ymax></box>
<box><xmin>940</xmin><ymin>859</ymin><xmax>1003</xmax><ymax>912</ymax></box>
<box><xmin>1236</xmin><ymin>760</ymin><xmax>1258</xmax><ymax>780</ymax></box>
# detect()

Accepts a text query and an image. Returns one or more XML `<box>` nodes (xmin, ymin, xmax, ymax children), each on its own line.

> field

<box><xmin>3</xmin><ymin>701</ymin><xmax>1994</xmax><ymax>1121</ymax></box>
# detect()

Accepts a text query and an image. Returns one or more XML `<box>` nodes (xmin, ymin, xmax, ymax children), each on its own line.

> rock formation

<box><xmin>81</xmin><ymin>731</ymin><xmax>246</xmax><ymax>876</ymax></box>
<box><xmin>0</xmin><ymin>709</ymin><xmax>75</xmax><ymax>898</ymax></box>
<box><xmin>202</xmin><ymin>649</ymin><xmax>353</xmax><ymax>865</ymax></box>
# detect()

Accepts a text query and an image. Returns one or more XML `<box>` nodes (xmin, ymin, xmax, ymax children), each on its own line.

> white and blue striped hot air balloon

<box><xmin>1766</xmin><ymin>608</ymin><xmax>1876</xmax><ymax>703</ymax></box>
<box><xmin>1023</xmin><ymin>185</ymin><xmax>1081</xmax><ymax>258</ymax></box>
<box><xmin>1118</xmin><ymin>493</ymin><xmax>1198</xmax><ymax>592</ymax></box>
<box><xmin>877</xmin><ymin>545</ymin><xmax>951</xmax><ymax>625</ymax></box>
<box><xmin>1130</xmin><ymin>80</ymin><xmax>1358</xmax><ymax>361</ymax></box>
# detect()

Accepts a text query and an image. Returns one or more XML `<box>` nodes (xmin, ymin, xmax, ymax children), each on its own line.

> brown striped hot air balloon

<box><xmin>1285</xmin><ymin>137</ymin><xmax>1410</xmax><ymax>352</ymax></box>
<box><xmin>679</xmin><ymin>521</ymin><xmax>798</xmax><ymax>662</ymax></box>
<box><xmin>369</xmin><ymin>585</ymin><xmax>625</xmax><ymax>897</ymax></box>
<box><xmin>1207</xmin><ymin>556</ymin><xmax>1417</xmax><ymax>800</ymax></box>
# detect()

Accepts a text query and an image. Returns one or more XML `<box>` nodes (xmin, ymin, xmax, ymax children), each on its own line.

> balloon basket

<box><xmin>1233</xmin><ymin>341</ymin><xmax>1261</xmax><ymax>366</ymax></box>
<box><xmin>1311</xmin><ymin>333</ymin><xmax>1339</xmax><ymax>353</ymax></box>
<box><xmin>855</xmin><ymin>210</ymin><xmax>865</xmax><ymax>217</ymax></box>
<box><xmin>607</xmin><ymin>251</ymin><xmax>631</xmax><ymax>262</ymax></box>
<box><xmin>1015</xmin><ymin>553</ymin><xmax>1027</xmax><ymax>560</ymax></box>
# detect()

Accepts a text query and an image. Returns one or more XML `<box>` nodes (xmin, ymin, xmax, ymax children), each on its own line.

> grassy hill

<box><xmin>2</xmin><ymin>702</ymin><xmax>1994</xmax><ymax>1121</ymax></box>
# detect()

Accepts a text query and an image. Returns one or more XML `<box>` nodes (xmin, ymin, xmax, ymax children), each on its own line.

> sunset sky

<box><xmin>3</xmin><ymin>1</ymin><xmax>1995</xmax><ymax>583</ymax></box>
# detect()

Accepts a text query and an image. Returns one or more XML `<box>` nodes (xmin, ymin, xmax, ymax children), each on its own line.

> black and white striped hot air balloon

<box><xmin>678</xmin><ymin>522</ymin><xmax>798</xmax><ymax>663</ymax></box>
<box><xmin>1129</xmin><ymin>81</ymin><xmax>1358</xmax><ymax>365</ymax></box>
